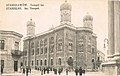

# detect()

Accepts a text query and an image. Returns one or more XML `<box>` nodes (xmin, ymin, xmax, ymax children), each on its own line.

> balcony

<box><xmin>11</xmin><ymin>50</ymin><xmax>23</xmax><ymax>58</ymax></box>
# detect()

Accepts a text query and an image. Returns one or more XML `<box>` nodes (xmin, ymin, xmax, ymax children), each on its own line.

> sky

<box><xmin>0</xmin><ymin>0</ymin><xmax>108</xmax><ymax>56</ymax></box>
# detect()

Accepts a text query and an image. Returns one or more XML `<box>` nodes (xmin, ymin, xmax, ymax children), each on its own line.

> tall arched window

<box><xmin>44</xmin><ymin>60</ymin><xmax>47</xmax><ymax>66</ymax></box>
<box><xmin>0</xmin><ymin>40</ymin><xmax>5</xmax><ymax>50</ymax></box>
<box><xmin>58</xmin><ymin>58</ymin><xmax>61</xmax><ymax>65</ymax></box>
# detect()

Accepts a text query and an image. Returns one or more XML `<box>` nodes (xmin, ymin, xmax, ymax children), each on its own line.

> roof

<box><xmin>0</xmin><ymin>30</ymin><xmax>23</xmax><ymax>38</ymax></box>
<box><xmin>24</xmin><ymin>24</ymin><xmax>95</xmax><ymax>40</ymax></box>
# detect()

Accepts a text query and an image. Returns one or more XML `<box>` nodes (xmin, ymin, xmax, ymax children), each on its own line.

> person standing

<box><xmin>66</xmin><ymin>68</ymin><xmax>69</xmax><ymax>75</ymax></box>
<box><xmin>75</xmin><ymin>67</ymin><xmax>79</xmax><ymax>76</ymax></box>
<box><xmin>79</xmin><ymin>67</ymin><xmax>83</xmax><ymax>76</ymax></box>
<box><xmin>26</xmin><ymin>67</ymin><xmax>29</xmax><ymax>76</ymax></box>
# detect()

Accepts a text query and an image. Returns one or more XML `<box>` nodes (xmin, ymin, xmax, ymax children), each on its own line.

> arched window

<box><xmin>0</xmin><ymin>40</ymin><xmax>5</xmax><ymax>50</ymax></box>
<box><xmin>37</xmin><ymin>60</ymin><xmax>39</xmax><ymax>66</ymax></box>
<box><xmin>32</xmin><ymin>61</ymin><xmax>34</xmax><ymax>66</ymax></box>
<box><xmin>44</xmin><ymin>60</ymin><xmax>47</xmax><ymax>65</ymax></box>
<box><xmin>31</xmin><ymin>42</ymin><xmax>34</xmax><ymax>48</ymax></box>
<box><xmin>58</xmin><ymin>58</ymin><xmax>61</xmax><ymax>65</ymax></box>
<box><xmin>40</xmin><ymin>60</ymin><xmax>42</xmax><ymax>66</ymax></box>
<box><xmin>51</xmin><ymin>59</ymin><xmax>53</xmax><ymax>65</ymax></box>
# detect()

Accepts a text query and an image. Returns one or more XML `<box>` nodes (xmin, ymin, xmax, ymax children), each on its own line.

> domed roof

<box><xmin>27</xmin><ymin>18</ymin><xmax>35</xmax><ymax>26</ymax></box>
<box><xmin>83</xmin><ymin>13</ymin><xmax>93</xmax><ymax>21</ymax></box>
<box><xmin>60</xmin><ymin>1</ymin><xmax>72</xmax><ymax>11</ymax></box>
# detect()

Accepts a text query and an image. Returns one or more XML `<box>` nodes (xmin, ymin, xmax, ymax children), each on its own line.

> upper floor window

<box><xmin>58</xmin><ymin>43</ymin><xmax>62</xmax><ymax>51</ymax></box>
<box><xmin>51</xmin><ymin>59</ymin><xmax>53</xmax><ymax>65</ymax></box>
<box><xmin>31</xmin><ymin>42</ymin><xmax>34</xmax><ymax>48</ymax></box>
<box><xmin>0</xmin><ymin>40</ymin><xmax>5</xmax><ymax>50</ymax></box>
<box><xmin>44</xmin><ymin>47</ymin><xmax>47</xmax><ymax>54</ymax></box>
<box><xmin>69</xmin><ymin>43</ymin><xmax>73</xmax><ymax>51</ymax></box>
<box><xmin>15</xmin><ymin>42</ymin><xmax>19</xmax><ymax>50</ymax></box>
<box><xmin>79</xmin><ymin>43</ymin><xmax>84</xmax><ymax>52</ymax></box>
<box><xmin>44</xmin><ymin>39</ymin><xmax>47</xmax><ymax>45</ymax></box>
<box><xmin>50</xmin><ymin>45</ymin><xmax>54</xmax><ymax>53</ymax></box>
<box><xmin>40</xmin><ymin>48</ymin><xmax>43</xmax><ymax>54</ymax></box>
<box><xmin>40</xmin><ymin>60</ymin><xmax>42</xmax><ymax>66</ymax></box>
<box><xmin>32</xmin><ymin>49</ymin><xmax>34</xmax><ymax>55</ymax></box>
<box><xmin>44</xmin><ymin>60</ymin><xmax>47</xmax><ymax>66</ymax></box>
<box><xmin>92</xmin><ymin>48</ymin><xmax>95</xmax><ymax>54</ymax></box>
<box><xmin>88</xmin><ymin>45</ymin><xmax>91</xmax><ymax>53</ymax></box>
<box><xmin>37</xmin><ymin>60</ymin><xmax>39</xmax><ymax>66</ymax></box>
<box><xmin>58</xmin><ymin>58</ymin><xmax>61</xmax><ymax>65</ymax></box>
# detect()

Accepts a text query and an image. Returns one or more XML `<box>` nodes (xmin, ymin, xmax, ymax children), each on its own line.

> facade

<box><xmin>0</xmin><ymin>30</ymin><xmax>23</xmax><ymax>73</ymax></box>
<box><xmin>23</xmin><ymin>1</ymin><xmax>97</xmax><ymax>71</ymax></box>
<box><xmin>102</xmin><ymin>1</ymin><xmax>120</xmax><ymax>76</ymax></box>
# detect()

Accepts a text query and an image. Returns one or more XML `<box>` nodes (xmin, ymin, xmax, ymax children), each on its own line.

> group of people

<box><xmin>20</xmin><ymin>66</ymin><xmax>85</xmax><ymax>76</ymax></box>
<box><xmin>75</xmin><ymin>67</ymin><xmax>85</xmax><ymax>76</ymax></box>
<box><xmin>40</xmin><ymin>67</ymin><xmax>63</xmax><ymax>75</ymax></box>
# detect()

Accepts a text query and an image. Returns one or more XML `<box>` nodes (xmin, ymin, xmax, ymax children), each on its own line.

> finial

<box><xmin>65</xmin><ymin>0</ymin><xmax>67</xmax><ymax>2</ymax></box>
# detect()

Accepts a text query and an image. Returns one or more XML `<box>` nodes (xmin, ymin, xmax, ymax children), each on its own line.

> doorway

<box><xmin>14</xmin><ymin>61</ymin><xmax>18</xmax><ymax>71</ymax></box>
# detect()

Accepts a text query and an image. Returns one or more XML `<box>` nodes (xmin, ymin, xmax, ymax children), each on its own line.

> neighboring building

<box><xmin>96</xmin><ymin>50</ymin><xmax>105</xmax><ymax>69</ymax></box>
<box><xmin>102</xmin><ymin>1</ymin><xmax>120</xmax><ymax>76</ymax></box>
<box><xmin>0</xmin><ymin>30</ymin><xmax>23</xmax><ymax>73</ymax></box>
<box><xmin>23</xmin><ymin>1</ymin><xmax>97</xmax><ymax>70</ymax></box>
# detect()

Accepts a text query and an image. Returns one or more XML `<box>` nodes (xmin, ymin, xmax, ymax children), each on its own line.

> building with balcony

<box><xmin>0</xmin><ymin>30</ymin><xmax>23</xmax><ymax>73</ymax></box>
<box><xmin>23</xmin><ymin>1</ymin><xmax>97</xmax><ymax>71</ymax></box>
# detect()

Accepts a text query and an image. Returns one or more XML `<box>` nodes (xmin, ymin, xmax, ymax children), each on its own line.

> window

<box><xmin>79</xmin><ymin>43</ymin><xmax>84</xmax><ymax>52</ymax></box>
<box><xmin>32</xmin><ymin>49</ymin><xmax>34</xmax><ymax>55</ymax></box>
<box><xmin>44</xmin><ymin>39</ymin><xmax>47</xmax><ymax>45</ymax></box>
<box><xmin>88</xmin><ymin>45</ymin><xmax>91</xmax><ymax>52</ymax></box>
<box><xmin>40</xmin><ymin>60</ymin><xmax>42</xmax><ymax>66</ymax></box>
<box><xmin>58</xmin><ymin>43</ymin><xmax>62</xmax><ymax>51</ymax></box>
<box><xmin>50</xmin><ymin>45</ymin><xmax>54</xmax><ymax>53</ymax></box>
<box><xmin>58</xmin><ymin>58</ymin><xmax>61</xmax><ymax>65</ymax></box>
<box><xmin>92</xmin><ymin>48</ymin><xmax>95</xmax><ymax>54</ymax></box>
<box><xmin>31</xmin><ymin>42</ymin><xmax>34</xmax><ymax>48</ymax></box>
<box><xmin>1</xmin><ymin>60</ymin><xmax>4</xmax><ymax>68</ymax></box>
<box><xmin>51</xmin><ymin>59</ymin><xmax>53</xmax><ymax>65</ymax></box>
<box><xmin>69</xmin><ymin>43</ymin><xmax>73</xmax><ymax>51</ymax></box>
<box><xmin>15</xmin><ymin>42</ymin><xmax>19</xmax><ymax>50</ymax></box>
<box><xmin>41</xmin><ymin>48</ymin><xmax>43</xmax><ymax>54</ymax></box>
<box><xmin>44</xmin><ymin>60</ymin><xmax>47</xmax><ymax>65</ymax></box>
<box><xmin>36</xmin><ymin>48</ymin><xmax>39</xmax><ymax>55</ymax></box>
<box><xmin>37</xmin><ymin>60</ymin><xmax>39</xmax><ymax>66</ymax></box>
<box><xmin>0</xmin><ymin>40</ymin><xmax>5</xmax><ymax>50</ymax></box>
<box><xmin>32</xmin><ymin>61</ymin><xmax>34</xmax><ymax>66</ymax></box>
<box><xmin>44</xmin><ymin>47</ymin><xmax>47</xmax><ymax>54</ymax></box>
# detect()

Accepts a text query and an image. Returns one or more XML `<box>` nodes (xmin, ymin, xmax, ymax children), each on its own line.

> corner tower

<box><xmin>27</xmin><ymin>19</ymin><xmax>35</xmax><ymax>36</ymax></box>
<box><xmin>83</xmin><ymin>13</ymin><xmax>93</xmax><ymax>30</ymax></box>
<box><xmin>60</xmin><ymin>0</ymin><xmax>72</xmax><ymax>25</ymax></box>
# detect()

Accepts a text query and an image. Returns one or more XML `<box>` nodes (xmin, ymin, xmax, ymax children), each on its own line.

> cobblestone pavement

<box><xmin>1</xmin><ymin>70</ymin><xmax>109</xmax><ymax>76</ymax></box>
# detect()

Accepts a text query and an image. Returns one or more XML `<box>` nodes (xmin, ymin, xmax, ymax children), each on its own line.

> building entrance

<box><xmin>14</xmin><ymin>61</ymin><xmax>18</xmax><ymax>71</ymax></box>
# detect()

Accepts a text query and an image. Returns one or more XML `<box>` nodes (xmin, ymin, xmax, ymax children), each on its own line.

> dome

<box><xmin>83</xmin><ymin>13</ymin><xmax>93</xmax><ymax>21</ymax></box>
<box><xmin>60</xmin><ymin>1</ymin><xmax>72</xmax><ymax>11</ymax></box>
<box><xmin>27</xmin><ymin>19</ymin><xmax>35</xmax><ymax>26</ymax></box>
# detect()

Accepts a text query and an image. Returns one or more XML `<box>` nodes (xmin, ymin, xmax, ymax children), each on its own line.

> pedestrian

<box><xmin>66</xmin><ymin>68</ymin><xmax>69</xmax><ymax>75</ymax></box>
<box><xmin>75</xmin><ymin>67</ymin><xmax>79</xmax><ymax>76</ymax></box>
<box><xmin>26</xmin><ymin>67</ymin><xmax>29</xmax><ymax>76</ymax></box>
<box><xmin>23</xmin><ymin>68</ymin><xmax>25</xmax><ymax>74</ymax></box>
<box><xmin>43</xmin><ymin>67</ymin><xmax>46</xmax><ymax>74</ymax></box>
<box><xmin>41</xmin><ymin>69</ymin><xmax>43</xmax><ymax>75</ymax></box>
<box><xmin>79</xmin><ymin>67</ymin><xmax>83</xmax><ymax>76</ymax></box>
<box><xmin>29</xmin><ymin>68</ymin><xmax>31</xmax><ymax>73</ymax></box>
